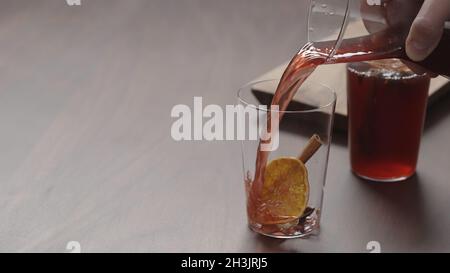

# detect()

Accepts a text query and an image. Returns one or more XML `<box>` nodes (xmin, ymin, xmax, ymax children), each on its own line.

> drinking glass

<box><xmin>347</xmin><ymin>59</ymin><xmax>430</xmax><ymax>182</ymax></box>
<box><xmin>238</xmin><ymin>79</ymin><xmax>336</xmax><ymax>238</ymax></box>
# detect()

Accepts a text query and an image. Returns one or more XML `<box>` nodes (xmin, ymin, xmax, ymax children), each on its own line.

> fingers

<box><xmin>406</xmin><ymin>0</ymin><xmax>450</xmax><ymax>62</ymax></box>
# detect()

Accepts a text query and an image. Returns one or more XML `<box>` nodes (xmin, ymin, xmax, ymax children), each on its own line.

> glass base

<box><xmin>248</xmin><ymin>208</ymin><xmax>320</xmax><ymax>239</ymax></box>
<box><xmin>352</xmin><ymin>170</ymin><xmax>415</xmax><ymax>182</ymax></box>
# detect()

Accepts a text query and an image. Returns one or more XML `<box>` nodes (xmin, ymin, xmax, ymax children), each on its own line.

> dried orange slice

<box><xmin>258</xmin><ymin>157</ymin><xmax>309</xmax><ymax>225</ymax></box>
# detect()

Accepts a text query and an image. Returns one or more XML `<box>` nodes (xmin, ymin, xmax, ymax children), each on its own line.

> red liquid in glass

<box><xmin>347</xmin><ymin>60</ymin><xmax>430</xmax><ymax>181</ymax></box>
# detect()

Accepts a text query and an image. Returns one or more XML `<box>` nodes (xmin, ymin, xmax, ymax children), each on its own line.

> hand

<box><xmin>406</xmin><ymin>0</ymin><xmax>450</xmax><ymax>61</ymax></box>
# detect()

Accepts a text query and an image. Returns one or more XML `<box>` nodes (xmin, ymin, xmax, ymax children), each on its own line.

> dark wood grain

<box><xmin>0</xmin><ymin>0</ymin><xmax>449</xmax><ymax>252</ymax></box>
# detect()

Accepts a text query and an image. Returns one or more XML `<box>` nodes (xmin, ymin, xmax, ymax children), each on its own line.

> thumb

<box><xmin>406</xmin><ymin>0</ymin><xmax>450</xmax><ymax>62</ymax></box>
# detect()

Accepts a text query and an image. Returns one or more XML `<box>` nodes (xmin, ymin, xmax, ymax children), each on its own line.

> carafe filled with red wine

<box><xmin>308</xmin><ymin>0</ymin><xmax>450</xmax><ymax>77</ymax></box>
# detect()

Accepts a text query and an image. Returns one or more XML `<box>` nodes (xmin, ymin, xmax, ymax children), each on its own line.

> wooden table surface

<box><xmin>0</xmin><ymin>0</ymin><xmax>449</xmax><ymax>253</ymax></box>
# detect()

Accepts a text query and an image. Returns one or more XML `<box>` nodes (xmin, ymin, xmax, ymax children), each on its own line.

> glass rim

<box><xmin>307</xmin><ymin>0</ymin><xmax>350</xmax><ymax>61</ymax></box>
<box><xmin>237</xmin><ymin>79</ymin><xmax>337</xmax><ymax>114</ymax></box>
<box><xmin>347</xmin><ymin>59</ymin><xmax>430</xmax><ymax>79</ymax></box>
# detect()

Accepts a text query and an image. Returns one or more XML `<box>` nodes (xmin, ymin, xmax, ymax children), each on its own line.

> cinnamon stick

<box><xmin>298</xmin><ymin>134</ymin><xmax>323</xmax><ymax>163</ymax></box>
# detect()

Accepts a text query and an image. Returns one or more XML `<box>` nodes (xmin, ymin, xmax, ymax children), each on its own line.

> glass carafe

<box><xmin>307</xmin><ymin>0</ymin><xmax>450</xmax><ymax>77</ymax></box>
